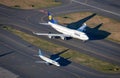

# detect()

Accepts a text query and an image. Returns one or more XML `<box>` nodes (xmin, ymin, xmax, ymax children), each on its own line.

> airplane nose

<box><xmin>81</xmin><ymin>35</ymin><xmax>89</xmax><ymax>40</ymax></box>
<box><xmin>85</xmin><ymin>36</ymin><xmax>89</xmax><ymax>40</ymax></box>
<box><xmin>58</xmin><ymin>65</ymin><xmax>60</xmax><ymax>66</ymax></box>
<box><xmin>56</xmin><ymin>63</ymin><xmax>60</xmax><ymax>66</ymax></box>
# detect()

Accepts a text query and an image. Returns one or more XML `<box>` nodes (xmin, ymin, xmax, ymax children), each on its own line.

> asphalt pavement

<box><xmin>0</xmin><ymin>0</ymin><xmax>120</xmax><ymax>78</ymax></box>
<box><xmin>0</xmin><ymin>28</ymin><xmax>120</xmax><ymax>78</ymax></box>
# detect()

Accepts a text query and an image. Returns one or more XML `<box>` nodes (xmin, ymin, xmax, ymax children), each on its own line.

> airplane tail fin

<box><xmin>48</xmin><ymin>12</ymin><xmax>57</xmax><ymax>24</ymax></box>
<box><xmin>38</xmin><ymin>49</ymin><xmax>42</xmax><ymax>56</ymax></box>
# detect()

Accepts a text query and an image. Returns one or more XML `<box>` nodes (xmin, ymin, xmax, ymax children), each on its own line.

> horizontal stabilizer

<box><xmin>39</xmin><ymin>23</ymin><xmax>50</xmax><ymax>25</ymax></box>
<box><xmin>33</xmin><ymin>55</ymin><xmax>39</xmax><ymax>57</ymax></box>
<box><xmin>35</xmin><ymin>61</ymin><xmax>46</xmax><ymax>63</ymax></box>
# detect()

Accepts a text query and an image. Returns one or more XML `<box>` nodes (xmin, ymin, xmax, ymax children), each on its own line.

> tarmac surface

<box><xmin>0</xmin><ymin>0</ymin><xmax>120</xmax><ymax>78</ymax></box>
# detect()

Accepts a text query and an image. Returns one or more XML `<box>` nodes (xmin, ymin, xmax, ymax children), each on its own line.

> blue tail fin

<box><xmin>48</xmin><ymin>12</ymin><xmax>57</xmax><ymax>24</ymax></box>
<box><xmin>38</xmin><ymin>49</ymin><xmax>42</xmax><ymax>56</ymax></box>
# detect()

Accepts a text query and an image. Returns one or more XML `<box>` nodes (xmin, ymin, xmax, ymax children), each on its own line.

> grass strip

<box><xmin>3</xmin><ymin>26</ymin><xmax>120</xmax><ymax>73</ymax></box>
<box><xmin>0</xmin><ymin>0</ymin><xmax>61</xmax><ymax>9</ymax></box>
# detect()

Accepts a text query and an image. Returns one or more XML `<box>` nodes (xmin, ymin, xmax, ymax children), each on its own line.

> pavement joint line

<box><xmin>72</xmin><ymin>0</ymin><xmax>120</xmax><ymax>17</ymax></box>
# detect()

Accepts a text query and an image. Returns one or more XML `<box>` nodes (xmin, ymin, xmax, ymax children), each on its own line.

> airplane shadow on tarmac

<box><xmin>50</xmin><ymin>49</ymin><xmax>71</xmax><ymax>66</ymax></box>
<box><xmin>66</xmin><ymin>13</ymin><xmax>111</xmax><ymax>41</ymax></box>
<box><xmin>85</xmin><ymin>23</ymin><xmax>111</xmax><ymax>40</ymax></box>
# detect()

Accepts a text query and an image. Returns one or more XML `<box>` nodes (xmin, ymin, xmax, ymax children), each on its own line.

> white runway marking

<box><xmin>72</xmin><ymin>0</ymin><xmax>120</xmax><ymax>17</ymax></box>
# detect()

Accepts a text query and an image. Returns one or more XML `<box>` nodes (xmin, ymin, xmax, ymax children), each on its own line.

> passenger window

<box><xmin>75</xmin><ymin>33</ymin><xmax>80</xmax><ymax>36</ymax></box>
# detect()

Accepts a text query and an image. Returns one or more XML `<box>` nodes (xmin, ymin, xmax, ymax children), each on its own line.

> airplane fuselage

<box><xmin>48</xmin><ymin>22</ymin><xmax>89</xmax><ymax>41</ymax></box>
<box><xmin>39</xmin><ymin>55</ymin><xmax>60</xmax><ymax>66</ymax></box>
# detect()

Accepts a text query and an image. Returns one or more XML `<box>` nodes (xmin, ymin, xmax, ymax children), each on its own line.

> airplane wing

<box><xmin>53</xmin><ymin>57</ymin><xmax>60</xmax><ymax>61</ymax></box>
<box><xmin>33</xmin><ymin>32</ymin><xmax>70</xmax><ymax>37</ymax></box>
<box><xmin>77</xmin><ymin>23</ymin><xmax>87</xmax><ymax>32</ymax></box>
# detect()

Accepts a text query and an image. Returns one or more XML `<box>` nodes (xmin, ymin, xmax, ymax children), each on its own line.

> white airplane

<box><xmin>33</xmin><ymin>12</ymin><xmax>89</xmax><ymax>41</ymax></box>
<box><xmin>36</xmin><ymin>49</ymin><xmax>60</xmax><ymax>66</ymax></box>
